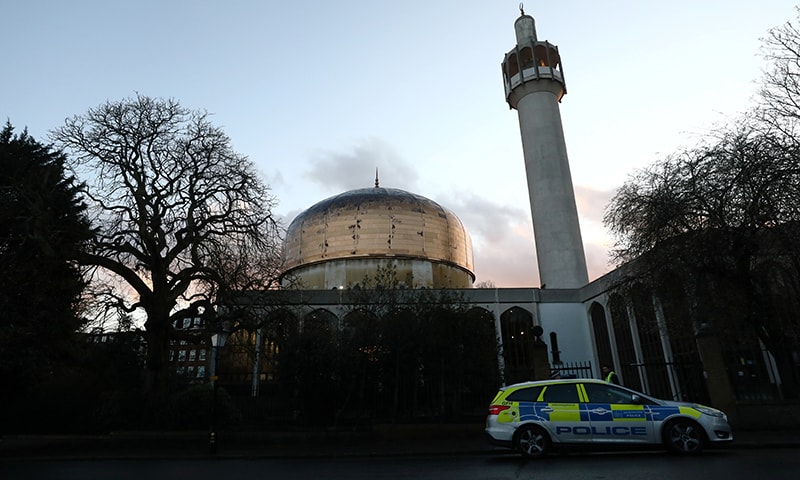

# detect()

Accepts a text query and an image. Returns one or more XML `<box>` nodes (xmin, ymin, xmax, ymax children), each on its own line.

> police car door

<box><xmin>537</xmin><ymin>383</ymin><xmax>592</xmax><ymax>444</ymax></box>
<box><xmin>581</xmin><ymin>382</ymin><xmax>654</xmax><ymax>444</ymax></box>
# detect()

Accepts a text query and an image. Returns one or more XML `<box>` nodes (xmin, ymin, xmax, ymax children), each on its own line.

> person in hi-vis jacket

<box><xmin>601</xmin><ymin>365</ymin><xmax>619</xmax><ymax>385</ymax></box>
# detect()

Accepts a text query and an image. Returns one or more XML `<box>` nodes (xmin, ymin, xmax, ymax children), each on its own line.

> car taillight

<box><xmin>488</xmin><ymin>404</ymin><xmax>510</xmax><ymax>415</ymax></box>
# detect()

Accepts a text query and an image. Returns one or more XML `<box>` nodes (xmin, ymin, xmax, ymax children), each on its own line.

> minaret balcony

<box><xmin>503</xmin><ymin>66</ymin><xmax>564</xmax><ymax>97</ymax></box>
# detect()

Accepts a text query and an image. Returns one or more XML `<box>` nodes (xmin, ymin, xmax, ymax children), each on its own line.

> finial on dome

<box><xmin>375</xmin><ymin>168</ymin><xmax>380</xmax><ymax>188</ymax></box>
<box><xmin>519</xmin><ymin>2</ymin><xmax>524</xmax><ymax>15</ymax></box>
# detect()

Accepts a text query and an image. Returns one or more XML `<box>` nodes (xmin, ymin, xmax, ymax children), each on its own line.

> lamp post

<box><xmin>209</xmin><ymin>330</ymin><xmax>228</xmax><ymax>455</ymax></box>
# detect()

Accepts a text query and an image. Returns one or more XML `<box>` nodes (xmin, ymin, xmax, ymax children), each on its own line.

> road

<box><xmin>2</xmin><ymin>449</ymin><xmax>798</xmax><ymax>480</ymax></box>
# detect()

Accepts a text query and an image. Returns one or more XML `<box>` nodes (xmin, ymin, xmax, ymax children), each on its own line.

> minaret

<box><xmin>502</xmin><ymin>6</ymin><xmax>588</xmax><ymax>289</ymax></box>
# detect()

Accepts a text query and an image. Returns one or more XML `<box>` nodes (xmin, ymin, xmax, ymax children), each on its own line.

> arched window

<box><xmin>590</xmin><ymin>302</ymin><xmax>613</xmax><ymax>369</ymax></box>
<box><xmin>630</xmin><ymin>284</ymin><xmax>670</xmax><ymax>398</ymax></box>
<box><xmin>518</xmin><ymin>46</ymin><xmax>534</xmax><ymax>70</ymax></box>
<box><xmin>609</xmin><ymin>294</ymin><xmax>641</xmax><ymax>391</ymax></box>
<box><xmin>500</xmin><ymin>307</ymin><xmax>535</xmax><ymax>384</ymax></box>
<box><xmin>533</xmin><ymin>43</ymin><xmax>560</xmax><ymax>68</ymax></box>
<box><xmin>505</xmin><ymin>52</ymin><xmax>520</xmax><ymax>80</ymax></box>
<box><xmin>260</xmin><ymin>309</ymin><xmax>300</xmax><ymax>383</ymax></box>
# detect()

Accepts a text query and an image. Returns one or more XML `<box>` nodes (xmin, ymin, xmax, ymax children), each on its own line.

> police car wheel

<box><xmin>516</xmin><ymin>425</ymin><xmax>551</xmax><ymax>459</ymax></box>
<box><xmin>662</xmin><ymin>418</ymin><xmax>706</xmax><ymax>455</ymax></box>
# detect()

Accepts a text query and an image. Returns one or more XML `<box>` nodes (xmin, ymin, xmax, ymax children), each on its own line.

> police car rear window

<box><xmin>505</xmin><ymin>386</ymin><xmax>544</xmax><ymax>402</ymax></box>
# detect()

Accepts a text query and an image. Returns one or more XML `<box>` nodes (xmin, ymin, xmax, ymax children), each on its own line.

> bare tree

<box><xmin>759</xmin><ymin>6</ymin><xmax>800</xmax><ymax>138</ymax></box>
<box><xmin>604</xmin><ymin>6</ymin><xmax>800</xmax><ymax>399</ymax></box>
<box><xmin>606</xmin><ymin>116</ymin><xmax>800</xmax><ymax>259</ymax></box>
<box><xmin>604</xmin><ymin>120</ymin><xmax>800</xmax><ymax>397</ymax></box>
<box><xmin>52</xmin><ymin>95</ymin><xmax>283</xmax><ymax>393</ymax></box>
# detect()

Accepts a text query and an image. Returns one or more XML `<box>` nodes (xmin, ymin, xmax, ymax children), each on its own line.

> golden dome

<box><xmin>281</xmin><ymin>187</ymin><xmax>474</xmax><ymax>289</ymax></box>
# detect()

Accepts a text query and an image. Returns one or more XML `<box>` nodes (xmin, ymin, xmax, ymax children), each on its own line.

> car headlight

<box><xmin>694</xmin><ymin>406</ymin><xmax>725</xmax><ymax>418</ymax></box>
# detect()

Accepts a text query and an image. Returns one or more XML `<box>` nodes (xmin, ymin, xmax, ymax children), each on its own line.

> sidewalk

<box><xmin>2</xmin><ymin>425</ymin><xmax>799</xmax><ymax>461</ymax></box>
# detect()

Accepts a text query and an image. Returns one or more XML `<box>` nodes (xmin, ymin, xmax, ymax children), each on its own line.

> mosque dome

<box><xmin>280</xmin><ymin>186</ymin><xmax>474</xmax><ymax>289</ymax></box>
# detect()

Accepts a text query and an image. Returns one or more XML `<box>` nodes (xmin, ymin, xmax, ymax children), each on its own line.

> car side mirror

<box><xmin>630</xmin><ymin>394</ymin><xmax>642</xmax><ymax>404</ymax></box>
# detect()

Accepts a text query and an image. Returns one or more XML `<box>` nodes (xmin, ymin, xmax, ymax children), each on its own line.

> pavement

<box><xmin>1</xmin><ymin>424</ymin><xmax>799</xmax><ymax>461</ymax></box>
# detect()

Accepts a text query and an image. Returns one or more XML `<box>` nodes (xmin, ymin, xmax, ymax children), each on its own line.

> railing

<box><xmin>217</xmin><ymin>377</ymin><xmax>494</xmax><ymax>428</ymax></box>
<box><xmin>726</xmin><ymin>347</ymin><xmax>800</xmax><ymax>401</ymax></box>
<box><xmin>549</xmin><ymin>361</ymin><xmax>593</xmax><ymax>379</ymax></box>
<box><xmin>621</xmin><ymin>359</ymin><xmax>710</xmax><ymax>405</ymax></box>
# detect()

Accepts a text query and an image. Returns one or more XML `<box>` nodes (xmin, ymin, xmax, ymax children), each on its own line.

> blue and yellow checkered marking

<box><xmin>495</xmin><ymin>383</ymin><xmax>702</xmax><ymax>425</ymax></box>
<box><xmin>510</xmin><ymin>403</ymin><xmax>697</xmax><ymax>431</ymax></box>
<box><xmin>514</xmin><ymin>402</ymin><xmax>651</xmax><ymax>423</ymax></box>
<box><xmin>583</xmin><ymin>404</ymin><xmax>646</xmax><ymax>421</ymax></box>
<box><xmin>647</xmin><ymin>406</ymin><xmax>680</xmax><ymax>421</ymax></box>
<box><xmin>611</xmin><ymin>404</ymin><xmax>646</xmax><ymax>421</ymax></box>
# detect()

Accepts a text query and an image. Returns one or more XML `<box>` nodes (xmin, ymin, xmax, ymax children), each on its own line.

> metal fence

<box><xmin>726</xmin><ymin>347</ymin><xmax>800</xmax><ymax>401</ymax></box>
<box><xmin>219</xmin><ymin>363</ymin><xmax>594</xmax><ymax>428</ymax></box>
<box><xmin>549</xmin><ymin>361</ymin><xmax>594</xmax><ymax>379</ymax></box>
<box><xmin>216</xmin><ymin>378</ymin><xmax>495</xmax><ymax>429</ymax></box>
<box><xmin>621</xmin><ymin>359</ymin><xmax>710</xmax><ymax>405</ymax></box>
<box><xmin>210</xmin><ymin>351</ymin><xmax>800</xmax><ymax>430</ymax></box>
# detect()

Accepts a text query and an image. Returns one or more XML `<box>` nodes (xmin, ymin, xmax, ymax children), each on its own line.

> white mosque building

<box><xmin>235</xmin><ymin>8</ymin><xmax>792</xmax><ymax>427</ymax></box>
<box><xmin>270</xmin><ymin>8</ymin><xmax>596</xmax><ymax>380</ymax></box>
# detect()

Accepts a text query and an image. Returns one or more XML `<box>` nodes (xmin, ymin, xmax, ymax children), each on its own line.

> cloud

<box><xmin>441</xmin><ymin>186</ymin><xmax>618</xmax><ymax>286</ymax></box>
<box><xmin>274</xmin><ymin>210</ymin><xmax>301</xmax><ymax>232</ymax></box>
<box><xmin>585</xmin><ymin>241</ymin><xmax>614</xmax><ymax>281</ymax></box>
<box><xmin>303</xmin><ymin>138</ymin><xmax>419</xmax><ymax>193</ymax></box>
<box><xmin>440</xmin><ymin>192</ymin><xmax>530</xmax><ymax>245</ymax></box>
<box><xmin>294</xmin><ymin>155</ymin><xmax>619</xmax><ymax>287</ymax></box>
<box><xmin>436</xmin><ymin>192</ymin><xmax>539</xmax><ymax>287</ymax></box>
<box><xmin>573</xmin><ymin>184</ymin><xmax>617</xmax><ymax>280</ymax></box>
<box><xmin>260</xmin><ymin>169</ymin><xmax>285</xmax><ymax>189</ymax></box>
<box><xmin>574</xmin><ymin>184</ymin><xmax>617</xmax><ymax>223</ymax></box>
<box><xmin>472</xmin><ymin>224</ymin><xmax>540</xmax><ymax>287</ymax></box>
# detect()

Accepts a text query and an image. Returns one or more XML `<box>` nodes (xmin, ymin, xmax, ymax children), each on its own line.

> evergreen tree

<box><xmin>0</xmin><ymin>121</ymin><xmax>93</xmax><ymax>427</ymax></box>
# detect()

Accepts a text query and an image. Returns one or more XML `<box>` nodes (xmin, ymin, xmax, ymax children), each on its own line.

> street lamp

<box><xmin>209</xmin><ymin>329</ymin><xmax>229</xmax><ymax>455</ymax></box>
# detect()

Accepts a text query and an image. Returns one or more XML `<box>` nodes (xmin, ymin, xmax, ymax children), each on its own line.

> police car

<box><xmin>485</xmin><ymin>378</ymin><xmax>733</xmax><ymax>458</ymax></box>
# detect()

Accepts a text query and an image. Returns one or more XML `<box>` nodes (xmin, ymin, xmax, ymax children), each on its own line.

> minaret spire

<box><xmin>374</xmin><ymin>168</ymin><xmax>380</xmax><ymax>188</ymax></box>
<box><xmin>501</xmin><ymin>11</ymin><xmax>588</xmax><ymax>288</ymax></box>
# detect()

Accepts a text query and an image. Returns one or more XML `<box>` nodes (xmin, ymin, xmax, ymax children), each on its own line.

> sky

<box><xmin>2</xmin><ymin>0</ymin><xmax>798</xmax><ymax>287</ymax></box>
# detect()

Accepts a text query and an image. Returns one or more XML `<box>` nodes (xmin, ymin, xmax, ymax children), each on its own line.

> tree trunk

<box><xmin>143</xmin><ymin>315</ymin><xmax>171</xmax><ymax>394</ymax></box>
